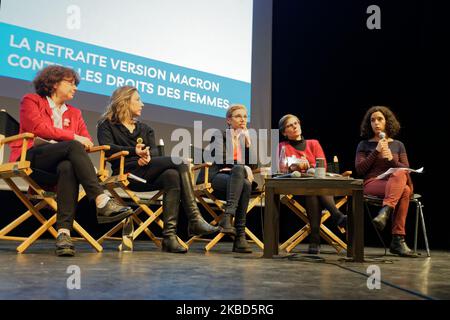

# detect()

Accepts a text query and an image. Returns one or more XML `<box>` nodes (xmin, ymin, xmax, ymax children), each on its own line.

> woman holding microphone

<box><xmin>355</xmin><ymin>106</ymin><xmax>416</xmax><ymax>257</ymax></box>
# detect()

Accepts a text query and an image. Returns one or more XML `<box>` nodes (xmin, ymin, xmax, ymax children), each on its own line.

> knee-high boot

<box><xmin>161</xmin><ymin>189</ymin><xmax>187</xmax><ymax>253</ymax></box>
<box><xmin>178</xmin><ymin>165</ymin><xmax>220</xmax><ymax>236</ymax></box>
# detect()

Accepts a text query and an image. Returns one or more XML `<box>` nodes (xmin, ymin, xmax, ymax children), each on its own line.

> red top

<box><xmin>232</xmin><ymin>137</ymin><xmax>243</xmax><ymax>162</ymax></box>
<box><xmin>278</xmin><ymin>139</ymin><xmax>327</xmax><ymax>169</ymax></box>
<box><xmin>9</xmin><ymin>93</ymin><xmax>91</xmax><ymax>161</ymax></box>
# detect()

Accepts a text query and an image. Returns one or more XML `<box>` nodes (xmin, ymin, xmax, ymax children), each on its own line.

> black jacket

<box><xmin>97</xmin><ymin>119</ymin><xmax>159</xmax><ymax>173</ymax></box>
<box><xmin>196</xmin><ymin>130</ymin><xmax>257</xmax><ymax>183</ymax></box>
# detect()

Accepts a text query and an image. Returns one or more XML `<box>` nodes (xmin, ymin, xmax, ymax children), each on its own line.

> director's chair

<box><xmin>279</xmin><ymin>195</ymin><xmax>348</xmax><ymax>253</ymax></box>
<box><xmin>0</xmin><ymin>109</ymin><xmax>103</xmax><ymax>253</ymax></box>
<box><xmin>186</xmin><ymin>162</ymin><xmax>266</xmax><ymax>251</ymax></box>
<box><xmin>278</xmin><ymin>170</ymin><xmax>353</xmax><ymax>253</ymax></box>
<box><xmin>96</xmin><ymin>150</ymin><xmax>188</xmax><ymax>251</ymax></box>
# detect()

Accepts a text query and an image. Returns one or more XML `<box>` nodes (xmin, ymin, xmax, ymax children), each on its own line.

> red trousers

<box><xmin>364</xmin><ymin>170</ymin><xmax>411</xmax><ymax>236</ymax></box>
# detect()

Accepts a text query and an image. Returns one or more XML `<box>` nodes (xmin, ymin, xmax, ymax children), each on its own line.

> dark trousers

<box><xmin>26</xmin><ymin>140</ymin><xmax>104</xmax><ymax>230</ymax></box>
<box><xmin>128</xmin><ymin>156</ymin><xmax>185</xmax><ymax>193</ymax></box>
<box><xmin>211</xmin><ymin>165</ymin><xmax>252</xmax><ymax>226</ymax></box>
<box><xmin>128</xmin><ymin>157</ymin><xmax>189</xmax><ymax>231</ymax></box>
<box><xmin>305</xmin><ymin>195</ymin><xmax>342</xmax><ymax>245</ymax></box>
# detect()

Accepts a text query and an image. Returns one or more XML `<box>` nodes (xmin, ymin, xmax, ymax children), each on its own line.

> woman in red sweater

<box><xmin>278</xmin><ymin>114</ymin><xmax>347</xmax><ymax>254</ymax></box>
<box><xmin>355</xmin><ymin>106</ymin><xmax>416</xmax><ymax>257</ymax></box>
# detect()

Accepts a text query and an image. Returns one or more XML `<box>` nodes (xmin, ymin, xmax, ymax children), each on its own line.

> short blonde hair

<box><xmin>226</xmin><ymin>104</ymin><xmax>247</xmax><ymax>119</ymax></box>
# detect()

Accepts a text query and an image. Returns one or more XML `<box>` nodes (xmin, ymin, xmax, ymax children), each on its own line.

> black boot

<box><xmin>161</xmin><ymin>189</ymin><xmax>187</xmax><ymax>253</ymax></box>
<box><xmin>178</xmin><ymin>165</ymin><xmax>220</xmax><ymax>237</ymax></box>
<box><xmin>330</xmin><ymin>211</ymin><xmax>347</xmax><ymax>229</ymax></box>
<box><xmin>390</xmin><ymin>235</ymin><xmax>418</xmax><ymax>257</ymax></box>
<box><xmin>373</xmin><ymin>205</ymin><xmax>394</xmax><ymax>231</ymax></box>
<box><xmin>218</xmin><ymin>213</ymin><xmax>236</xmax><ymax>236</ymax></box>
<box><xmin>232</xmin><ymin>212</ymin><xmax>252</xmax><ymax>253</ymax></box>
<box><xmin>320</xmin><ymin>196</ymin><xmax>347</xmax><ymax>229</ymax></box>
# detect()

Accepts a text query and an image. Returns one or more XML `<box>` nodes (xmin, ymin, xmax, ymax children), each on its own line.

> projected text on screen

<box><xmin>0</xmin><ymin>0</ymin><xmax>253</xmax><ymax>118</ymax></box>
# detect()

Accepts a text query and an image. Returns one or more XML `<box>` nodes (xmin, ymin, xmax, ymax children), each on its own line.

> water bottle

<box><xmin>279</xmin><ymin>145</ymin><xmax>288</xmax><ymax>173</ymax></box>
<box><xmin>119</xmin><ymin>216</ymin><xmax>134</xmax><ymax>252</ymax></box>
<box><xmin>314</xmin><ymin>158</ymin><xmax>326</xmax><ymax>178</ymax></box>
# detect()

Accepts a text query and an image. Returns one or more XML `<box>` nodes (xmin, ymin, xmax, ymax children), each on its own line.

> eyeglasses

<box><xmin>285</xmin><ymin>120</ymin><xmax>300</xmax><ymax>129</ymax></box>
<box><xmin>232</xmin><ymin>115</ymin><xmax>248</xmax><ymax>120</ymax></box>
<box><xmin>62</xmin><ymin>79</ymin><xmax>77</xmax><ymax>87</ymax></box>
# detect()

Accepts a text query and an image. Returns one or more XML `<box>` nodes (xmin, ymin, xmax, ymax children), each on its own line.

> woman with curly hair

<box><xmin>355</xmin><ymin>106</ymin><xmax>417</xmax><ymax>257</ymax></box>
<box><xmin>10</xmin><ymin>65</ymin><xmax>133</xmax><ymax>256</ymax></box>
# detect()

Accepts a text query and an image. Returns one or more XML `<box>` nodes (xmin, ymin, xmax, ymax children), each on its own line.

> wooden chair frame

<box><xmin>279</xmin><ymin>195</ymin><xmax>348</xmax><ymax>253</ymax></box>
<box><xmin>0</xmin><ymin>111</ymin><xmax>103</xmax><ymax>253</ymax></box>
<box><xmin>96</xmin><ymin>150</ymin><xmax>188</xmax><ymax>251</ymax></box>
<box><xmin>186</xmin><ymin>163</ymin><xmax>266</xmax><ymax>251</ymax></box>
<box><xmin>278</xmin><ymin>170</ymin><xmax>353</xmax><ymax>253</ymax></box>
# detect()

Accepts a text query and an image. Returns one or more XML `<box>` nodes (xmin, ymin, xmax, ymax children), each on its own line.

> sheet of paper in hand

<box><xmin>376</xmin><ymin>167</ymin><xmax>424</xmax><ymax>180</ymax></box>
<box><xmin>127</xmin><ymin>173</ymin><xmax>147</xmax><ymax>184</ymax></box>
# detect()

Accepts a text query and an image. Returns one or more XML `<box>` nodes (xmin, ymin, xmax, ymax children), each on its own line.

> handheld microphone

<box><xmin>274</xmin><ymin>171</ymin><xmax>301</xmax><ymax>179</ymax></box>
<box><xmin>379</xmin><ymin>132</ymin><xmax>386</xmax><ymax>139</ymax></box>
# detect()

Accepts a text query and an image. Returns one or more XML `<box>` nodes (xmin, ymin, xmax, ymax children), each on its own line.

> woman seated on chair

<box><xmin>355</xmin><ymin>106</ymin><xmax>416</xmax><ymax>257</ymax></box>
<box><xmin>97</xmin><ymin>86</ymin><xmax>219</xmax><ymax>253</ymax></box>
<box><xmin>197</xmin><ymin>104</ymin><xmax>257</xmax><ymax>253</ymax></box>
<box><xmin>278</xmin><ymin>114</ymin><xmax>347</xmax><ymax>254</ymax></box>
<box><xmin>9</xmin><ymin>65</ymin><xmax>133</xmax><ymax>257</ymax></box>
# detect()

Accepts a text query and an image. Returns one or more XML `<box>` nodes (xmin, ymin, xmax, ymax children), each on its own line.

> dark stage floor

<box><xmin>0</xmin><ymin>240</ymin><xmax>448</xmax><ymax>300</ymax></box>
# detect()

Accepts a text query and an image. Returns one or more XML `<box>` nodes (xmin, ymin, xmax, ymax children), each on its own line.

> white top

<box><xmin>46</xmin><ymin>96</ymin><xmax>68</xmax><ymax>129</ymax></box>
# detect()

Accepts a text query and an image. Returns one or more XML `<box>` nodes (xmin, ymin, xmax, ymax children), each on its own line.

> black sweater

<box><xmin>97</xmin><ymin>119</ymin><xmax>159</xmax><ymax>173</ymax></box>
